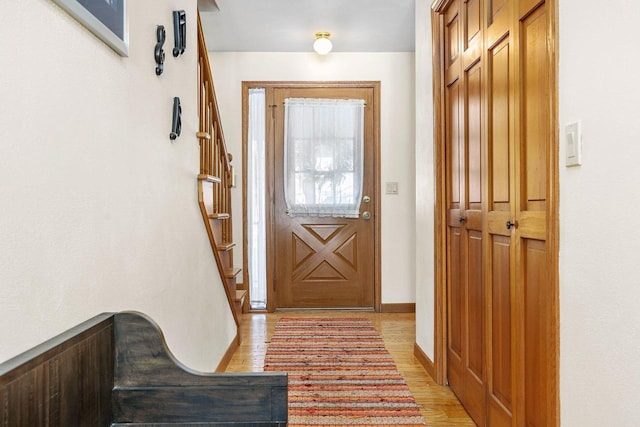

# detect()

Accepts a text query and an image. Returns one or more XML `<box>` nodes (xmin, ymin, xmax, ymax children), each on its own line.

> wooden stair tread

<box><xmin>224</xmin><ymin>267</ymin><xmax>242</xmax><ymax>278</ymax></box>
<box><xmin>235</xmin><ymin>290</ymin><xmax>247</xmax><ymax>302</ymax></box>
<box><xmin>218</xmin><ymin>241</ymin><xmax>236</xmax><ymax>251</ymax></box>
<box><xmin>197</xmin><ymin>174</ymin><xmax>221</xmax><ymax>183</ymax></box>
<box><xmin>208</xmin><ymin>213</ymin><xmax>230</xmax><ymax>220</ymax></box>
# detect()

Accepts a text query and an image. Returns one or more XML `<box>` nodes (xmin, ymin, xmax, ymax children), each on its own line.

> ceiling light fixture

<box><xmin>313</xmin><ymin>32</ymin><xmax>332</xmax><ymax>55</ymax></box>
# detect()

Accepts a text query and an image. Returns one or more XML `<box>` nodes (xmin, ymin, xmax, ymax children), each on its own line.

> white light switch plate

<box><xmin>565</xmin><ymin>121</ymin><xmax>582</xmax><ymax>167</ymax></box>
<box><xmin>385</xmin><ymin>182</ymin><xmax>399</xmax><ymax>195</ymax></box>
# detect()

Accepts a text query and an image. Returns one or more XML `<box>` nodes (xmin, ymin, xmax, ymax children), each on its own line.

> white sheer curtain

<box><xmin>247</xmin><ymin>88</ymin><xmax>266</xmax><ymax>310</ymax></box>
<box><xmin>284</xmin><ymin>98</ymin><xmax>365</xmax><ymax>218</ymax></box>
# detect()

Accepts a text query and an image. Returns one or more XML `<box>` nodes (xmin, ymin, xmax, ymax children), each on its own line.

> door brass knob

<box><xmin>362</xmin><ymin>211</ymin><xmax>371</xmax><ymax>220</ymax></box>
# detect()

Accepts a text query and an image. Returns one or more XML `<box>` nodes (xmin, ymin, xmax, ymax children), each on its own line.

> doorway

<box><xmin>242</xmin><ymin>82</ymin><xmax>382</xmax><ymax>312</ymax></box>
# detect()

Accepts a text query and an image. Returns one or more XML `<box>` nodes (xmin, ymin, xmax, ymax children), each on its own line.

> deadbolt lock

<box><xmin>363</xmin><ymin>195</ymin><xmax>371</xmax><ymax>203</ymax></box>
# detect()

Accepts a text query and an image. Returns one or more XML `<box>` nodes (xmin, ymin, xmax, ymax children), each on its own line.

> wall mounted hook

<box><xmin>154</xmin><ymin>26</ymin><xmax>166</xmax><ymax>75</ymax></box>
<box><xmin>170</xmin><ymin>97</ymin><xmax>182</xmax><ymax>140</ymax></box>
<box><xmin>172</xmin><ymin>10</ymin><xmax>186</xmax><ymax>57</ymax></box>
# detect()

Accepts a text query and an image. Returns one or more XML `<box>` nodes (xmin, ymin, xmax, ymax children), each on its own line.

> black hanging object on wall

<box><xmin>170</xmin><ymin>97</ymin><xmax>182</xmax><ymax>140</ymax></box>
<box><xmin>154</xmin><ymin>26</ymin><xmax>166</xmax><ymax>75</ymax></box>
<box><xmin>172</xmin><ymin>10</ymin><xmax>186</xmax><ymax>57</ymax></box>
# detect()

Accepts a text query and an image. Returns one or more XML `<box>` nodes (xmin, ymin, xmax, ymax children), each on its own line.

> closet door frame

<box><xmin>430</xmin><ymin>0</ymin><xmax>559</xmax><ymax>425</ymax></box>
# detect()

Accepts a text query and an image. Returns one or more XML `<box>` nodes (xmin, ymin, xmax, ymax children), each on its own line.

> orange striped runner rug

<box><xmin>264</xmin><ymin>318</ymin><xmax>426</xmax><ymax>426</ymax></box>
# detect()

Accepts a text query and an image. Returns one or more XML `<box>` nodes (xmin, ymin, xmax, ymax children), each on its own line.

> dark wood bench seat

<box><xmin>0</xmin><ymin>312</ymin><xmax>287</xmax><ymax>426</ymax></box>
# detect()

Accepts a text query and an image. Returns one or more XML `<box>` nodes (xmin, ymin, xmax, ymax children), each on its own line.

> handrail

<box><xmin>197</xmin><ymin>11</ymin><xmax>239</xmax><ymax>327</ymax></box>
<box><xmin>197</xmin><ymin>14</ymin><xmax>231</xmax><ymax>174</ymax></box>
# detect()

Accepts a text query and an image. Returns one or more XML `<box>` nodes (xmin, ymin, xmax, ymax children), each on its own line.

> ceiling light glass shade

<box><xmin>313</xmin><ymin>32</ymin><xmax>332</xmax><ymax>55</ymax></box>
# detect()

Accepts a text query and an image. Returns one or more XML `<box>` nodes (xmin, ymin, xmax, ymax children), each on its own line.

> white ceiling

<box><xmin>199</xmin><ymin>0</ymin><xmax>416</xmax><ymax>53</ymax></box>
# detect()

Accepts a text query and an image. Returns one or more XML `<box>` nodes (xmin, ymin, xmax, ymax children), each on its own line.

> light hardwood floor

<box><xmin>225</xmin><ymin>311</ymin><xmax>475</xmax><ymax>426</ymax></box>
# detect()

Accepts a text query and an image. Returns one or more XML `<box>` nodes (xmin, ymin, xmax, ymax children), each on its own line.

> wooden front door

<box><xmin>271</xmin><ymin>86</ymin><xmax>377</xmax><ymax>309</ymax></box>
<box><xmin>435</xmin><ymin>0</ymin><xmax>558</xmax><ymax>426</ymax></box>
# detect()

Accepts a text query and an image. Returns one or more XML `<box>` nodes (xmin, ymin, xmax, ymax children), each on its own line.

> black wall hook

<box><xmin>172</xmin><ymin>10</ymin><xmax>186</xmax><ymax>57</ymax></box>
<box><xmin>170</xmin><ymin>97</ymin><xmax>182</xmax><ymax>140</ymax></box>
<box><xmin>154</xmin><ymin>26</ymin><xmax>166</xmax><ymax>75</ymax></box>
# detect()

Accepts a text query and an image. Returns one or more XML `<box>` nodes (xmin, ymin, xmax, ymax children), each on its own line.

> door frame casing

<box><xmin>241</xmin><ymin>81</ymin><xmax>382</xmax><ymax>312</ymax></box>
<box><xmin>430</xmin><ymin>4</ymin><xmax>448</xmax><ymax>387</ymax></box>
<box><xmin>430</xmin><ymin>0</ymin><xmax>559</xmax><ymax>424</ymax></box>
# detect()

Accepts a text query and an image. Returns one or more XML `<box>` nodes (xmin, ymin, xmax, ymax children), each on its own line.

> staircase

<box><xmin>196</xmin><ymin>13</ymin><xmax>245</xmax><ymax>329</ymax></box>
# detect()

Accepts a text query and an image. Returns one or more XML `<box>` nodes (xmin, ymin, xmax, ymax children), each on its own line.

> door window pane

<box><xmin>247</xmin><ymin>88</ymin><xmax>266</xmax><ymax>310</ymax></box>
<box><xmin>284</xmin><ymin>98</ymin><xmax>365</xmax><ymax>218</ymax></box>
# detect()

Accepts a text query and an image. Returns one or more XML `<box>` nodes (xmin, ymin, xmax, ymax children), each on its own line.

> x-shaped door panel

<box><xmin>290</xmin><ymin>222</ymin><xmax>358</xmax><ymax>283</ymax></box>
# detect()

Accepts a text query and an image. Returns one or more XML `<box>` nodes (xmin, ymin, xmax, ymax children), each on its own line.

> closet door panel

<box><xmin>463</xmin><ymin>57</ymin><xmax>486</xmax><ymax>426</ymax></box>
<box><xmin>486</xmin><ymin>0</ymin><xmax>510</xmax><ymax>47</ymax></box>
<box><xmin>448</xmin><ymin>227</ymin><xmax>463</xmax><ymax>361</ymax></box>
<box><xmin>446</xmin><ymin>7</ymin><xmax>460</xmax><ymax>66</ymax></box>
<box><xmin>446</xmin><ymin>7</ymin><xmax>461</xmax><ymax>85</ymax></box>
<box><xmin>466</xmin><ymin>63</ymin><xmax>483</xmax><ymax>373</ymax></box>
<box><xmin>486</xmin><ymin>29</ymin><xmax>514</xmax><ymax>427</ymax></box>
<box><xmin>467</xmin><ymin>231</ymin><xmax>484</xmax><ymax>378</ymax></box>
<box><xmin>445</xmin><ymin>56</ymin><xmax>465</xmax><ymax>400</ymax></box>
<box><xmin>467</xmin><ymin>64</ymin><xmax>483</xmax><ymax>209</ymax></box>
<box><xmin>490</xmin><ymin>0</ymin><xmax>507</xmax><ymax>23</ymax></box>
<box><xmin>489</xmin><ymin>40</ymin><xmax>510</xmax><ymax>211</ymax></box>
<box><xmin>523</xmin><ymin>239</ymin><xmax>548</xmax><ymax>427</ymax></box>
<box><xmin>447</xmin><ymin>79</ymin><xmax>463</xmax><ymax>211</ymax></box>
<box><xmin>488</xmin><ymin>235</ymin><xmax>512</xmax><ymax>424</ymax></box>
<box><xmin>521</xmin><ymin>5</ymin><xmax>548</xmax><ymax>213</ymax></box>
<box><xmin>465</xmin><ymin>0</ymin><xmax>481</xmax><ymax>44</ymax></box>
<box><xmin>464</xmin><ymin>229</ymin><xmax>485</xmax><ymax>424</ymax></box>
<box><xmin>518</xmin><ymin>3</ymin><xmax>551</xmax><ymax>426</ymax></box>
<box><xmin>447</xmin><ymin>225</ymin><xmax>464</xmax><ymax>396</ymax></box>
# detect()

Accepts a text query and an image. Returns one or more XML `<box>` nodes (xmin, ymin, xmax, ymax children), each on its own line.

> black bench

<box><xmin>0</xmin><ymin>312</ymin><xmax>287</xmax><ymax>426</ymax></box>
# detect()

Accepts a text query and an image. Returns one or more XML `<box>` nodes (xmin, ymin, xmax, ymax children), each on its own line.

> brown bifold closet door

<box><xmin>436</xmin><ymin>0</ymin><xmax>558</xmax><ymax>425</ymax></box>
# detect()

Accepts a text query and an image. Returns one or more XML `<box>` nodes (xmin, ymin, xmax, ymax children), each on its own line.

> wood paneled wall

<box><xmin>0</xmin><ymin>314</ymin><xmax>115</xmax><ymax>426</ymax></box>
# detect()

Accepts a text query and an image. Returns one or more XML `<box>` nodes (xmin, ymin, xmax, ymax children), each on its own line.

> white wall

<box><xmin>210</xmin><ymin>52</ymin><xmax>416</xmax><ymax>304</ymax></box>
<box><xmin>414</xmin><ymin>0</ymin><xmax>435</xmax><ymax>359</ymax></box>
<box><xmin>0</xmin><ymin>0</ymin><xmax>236</xmax><ymax>371</ymax></box>
<box><xmin>559</xmin><ymin>1</ymin><xmax>640</xmax><ymax>425</ymax></box>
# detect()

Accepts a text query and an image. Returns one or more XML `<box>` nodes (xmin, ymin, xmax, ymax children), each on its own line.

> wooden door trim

<box><xmin>431</xmin><ymin>5</ymin><xmax>448</xmax><ymax>386</ymax></box>
<box><xmin>545</xmin><ymin>2</ymin><xmax>560</xmax><ymax>424</ymax></box>
<box><xmin>241</xmin><ymin>81</ymin><xmax>382</xmax><ymax>313</ymax></box>
<box><xmin>430</xmin><ymin>1</ymin><xmax>559</xmax><ymax>424</ymax></box>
